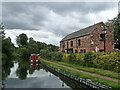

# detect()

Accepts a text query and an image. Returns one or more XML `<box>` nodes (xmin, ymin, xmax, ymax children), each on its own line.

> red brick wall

<box><xmin>105</xmin><ymin>24</ymin><xmax>114</xmax><ymax>52</ymax></box>
<box><xmin>75</xmin><ymin>35</ymin><xmax>91</xmax><ymax>53</ymax></box>
<box><xmin>60</xmin><ymin>35</ymin><xmax>91</xmax><ymax>53</ymax></box>
<box><xmin>60</xmin><ymin>23</ymin><xmax>114</xmax><ymax>53</ymax></box>
<box><xmin>90</xmin><ymin>23</ymin><xmax>114</xmax><ymax>52</ymax></box>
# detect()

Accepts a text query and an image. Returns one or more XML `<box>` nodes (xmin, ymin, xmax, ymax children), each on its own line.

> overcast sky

<box><xmin>2</xmin><ymin>2</ymin><xmax>118</xmax><ymax>46</ymax></box>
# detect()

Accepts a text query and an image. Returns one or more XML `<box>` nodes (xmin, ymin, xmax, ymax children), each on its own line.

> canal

<box><xmin>2</xmin><ymin>60</ymin><xmax>92</xmax><ymax>89</ymax></box>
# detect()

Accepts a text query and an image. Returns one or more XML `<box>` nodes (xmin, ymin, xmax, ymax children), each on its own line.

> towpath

<box><xmin>39</xmin><ymin>57</ymin><xmax>119</xmax><ymax>83</ymax></box>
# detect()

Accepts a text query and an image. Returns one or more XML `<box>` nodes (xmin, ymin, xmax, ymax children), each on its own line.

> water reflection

<box><xmin>4</xmin><ymin>62</ymin><xmax>70</xmax><ymax>88</ymax></box>
<box><xmin>2</xmin><ymin>59</ymin><xmax>91</xmax><ymax>89</ymax></box>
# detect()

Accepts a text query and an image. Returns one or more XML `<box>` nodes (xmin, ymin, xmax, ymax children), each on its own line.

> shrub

<box><xmin>84</xmin><ymin>52</ymin><xmax>96</xmax><ymax>67</ymax></box>
<box><xmin>68</xmin><ymin>53</ymin><xmax>76</xmax><ymax>64</ymax></box>
<box><xmin>76</xmin><ymin>53</ymin><xmax>85</xmax><ymax>66</ymax></box>
<box><xmin>40</xmin><ymin>50</ymin><xmax>120</xmax><ymax>72</ymax></box>
<box><xmin>51</xmin><ymin>52</ymin><xmax>63</xmax><ymax>61</ymax></box>
<box><xmin>62</xmin><ymin>54</ymin><xmax>70</xmax><ymax>63</ymax></box>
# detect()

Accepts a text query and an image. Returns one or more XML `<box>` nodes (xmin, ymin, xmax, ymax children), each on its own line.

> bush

<box><xmin>40</xmin><ymin>50</ymin><xmax>120</xmax><ymax>72</ymax></box>
<box><xmin>51</xmin><ymin>52</ymin><xmax>63</xmax><ymax>61</ymax></box>
<box><xmin>76</xmin><ymin>53</ymin><xmax>85</xmax><ymax>66</ymax></box>
<box><xmin>62</xmin><ymin>54</ymin><xmax>70</xmax><ymax>63</ymax></box>
<box><xmin>40</xmin><ymin>50</ymin><xmax>63</xmax><ymax>62</ymax></box>
<box><xmin>68</xmin><ymin>53</ymin><xmax>76</xmax><ymax>64</ymax></box>
<box><xmin>84</xmin><ymin>52</ymin><xmax>96</xmax><ymax>67</ymax></box>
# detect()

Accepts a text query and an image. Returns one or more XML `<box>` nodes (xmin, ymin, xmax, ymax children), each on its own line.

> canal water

<box><xmin>2</xmin><ymin>60</ymin><xmax>91</xmax><ymax>89</ymax></box>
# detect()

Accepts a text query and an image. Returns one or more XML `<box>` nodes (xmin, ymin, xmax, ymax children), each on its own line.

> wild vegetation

<box><xmin>40</xmin><ymin>52</ymin><xmax>120</xmax><ymax>73</ymax></box>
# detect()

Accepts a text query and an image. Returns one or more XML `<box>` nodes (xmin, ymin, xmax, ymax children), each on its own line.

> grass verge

<box><xmin>39</xmin><ymin>57</ymin><xmax>119</xmax><ymax>80</ymax></box>
<box><xmin>39</xmin><ymin>58</ymin><xmax>120</xmax><ymax>89</ymax></box>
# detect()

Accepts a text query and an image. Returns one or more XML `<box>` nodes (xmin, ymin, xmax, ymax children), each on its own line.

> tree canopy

<box><xmin>16</xmin><ymin>33</ymin><xmax>28</xmax><ymax>47</ymax></box>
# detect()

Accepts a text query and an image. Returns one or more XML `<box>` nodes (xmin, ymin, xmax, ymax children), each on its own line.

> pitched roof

<box><xmin>61</xmin><ymin>22</ymin><xmax>103</xmax><ymax>41</ymax></box>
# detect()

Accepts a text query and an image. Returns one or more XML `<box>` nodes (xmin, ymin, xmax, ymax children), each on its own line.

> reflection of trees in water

<box><xmin>2</xmin><ymin>58</ymin><xmax>90</xmax><ymax>89</ymax></box>
<box><xmin>16</xmin><ymin>59</ymin><xmax>30</xmax><ymax>80</ymax></box>
<box><xmin>2</xmin><ymin>59</ymin><xmax>14</xmax><ymax>89</ymax></box>
<box><xmin>16</xmin><ymin>59</ymin><xmax>42</xmax><ymax>80</ymax></box>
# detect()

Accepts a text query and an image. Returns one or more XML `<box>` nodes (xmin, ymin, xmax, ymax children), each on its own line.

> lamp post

<box><xmin>102</xmin><ymin>26</ymin><xmax>107</xmax><ymax>52</ymax></box>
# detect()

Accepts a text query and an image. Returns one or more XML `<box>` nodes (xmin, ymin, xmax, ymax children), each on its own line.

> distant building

<box><xmin>60</xmin><ymin>22</ymin><xmax>114</xmax><ymax>53</ymax></box>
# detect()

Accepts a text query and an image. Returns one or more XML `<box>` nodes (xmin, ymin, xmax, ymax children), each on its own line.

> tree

<box><xmin>18</xmin><ymin>47</ymin><xmax>30</xmax><ymax>60</ymax></box>
<box><xmin>16</xmin><ymin>33</ymin><xmax>28</xmax><ymax>47</ymax></box>
<box><xmin>46</xmin><ymin>44</ymin><xmax>59</xmax><ymax>52</ymax></box>
<box><xmin>28</xmin><ymin>37</ymin><xmax>47</xmax><ymax>54</ymax></box>
<box><xmin>2</xmin><ymin>37</ymin><xmax>14</xmax><ymax>60</ymax></box>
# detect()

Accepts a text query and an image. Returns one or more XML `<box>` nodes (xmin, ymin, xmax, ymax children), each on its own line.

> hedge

<box><xmin>40</xmin><ymin>50</ymin><xmax>120</xmax><ymax>73</ymax></box>
<box><xmin>40</xmin><ymin>49</ymin><xmax>63</xmax><ymax>61</ymax></box>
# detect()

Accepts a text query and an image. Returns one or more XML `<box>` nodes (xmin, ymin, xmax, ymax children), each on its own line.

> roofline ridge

<box><xmin>60</xmin><ymin>21</ymin><xmax>104</xmax><ymax>41</ymax></box>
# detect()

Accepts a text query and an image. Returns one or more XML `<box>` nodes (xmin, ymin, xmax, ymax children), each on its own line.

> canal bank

<box><xmin>39</xmin><ymin>58</ymin><xmax>120</xmax><ymax>89</ymax></box>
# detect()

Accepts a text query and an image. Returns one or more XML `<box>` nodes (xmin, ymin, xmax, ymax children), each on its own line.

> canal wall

<box><xmin>40</xmin><ymin>61</ymin><xmax>112</xmax><ymax>90</ymax></box>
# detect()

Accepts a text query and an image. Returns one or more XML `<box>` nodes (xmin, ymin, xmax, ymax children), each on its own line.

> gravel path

<box><xmin>39</xmin><ymin>58</ymin><xmax>119</xmax><ymax>83</ymax></box>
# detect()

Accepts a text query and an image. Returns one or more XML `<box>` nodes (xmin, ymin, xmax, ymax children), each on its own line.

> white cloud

<box><xmin>5</xmin><ymin>29</ymin><xmax>63</xmax><ymax>46</ymax></box>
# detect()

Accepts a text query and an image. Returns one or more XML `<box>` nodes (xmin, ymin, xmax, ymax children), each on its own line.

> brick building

<box><xmin>60</xmin><ymin>22</ymin><xmax>114</xmax><ymax>53</ymax></box>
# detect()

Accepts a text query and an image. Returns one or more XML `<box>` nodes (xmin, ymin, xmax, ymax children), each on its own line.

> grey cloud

<box><xmin>40</xmin><ymin>2</ymin><xmax>117</xmax><ymax>15</ymax></box>
<box><xmin>2</xmin><ymin>2</ymin><xmax>117</xmax><ymax>37</ymax></box>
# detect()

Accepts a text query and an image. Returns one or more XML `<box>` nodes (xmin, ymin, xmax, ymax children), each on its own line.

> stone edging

<box><xmin>40</xmin><ymin>61</ymin><xmax>112</xmax><ymax>90</ymax></box>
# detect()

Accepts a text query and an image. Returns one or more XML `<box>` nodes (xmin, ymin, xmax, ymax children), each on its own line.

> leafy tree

<box><xmin>28</xmin><ymin>37</ymin><xmax>47</xmax><ymax>54</ymax></box>
<box><xmin>46</xmin><ymin>44</ymin><xmax>59</xmax><ymax>52</ymax></box>
<box><xmin>16</xmin><ymin>33</ymin><xmax>28</xmax><ymax>47</ymax></box>
<box><xmin>18</xmin><ymin>47</ymin><xmax>30</xmax><ymax>60</ymax></box>
<box><xmin>2</xmin><ymin>38</ymin><xmax>14</xmax><ymax>60</ymax></box>
<box><xmin>28</xmin><ymin>37</ymin><xmax>37</xmax><ymax>54</ymax></box>
<box><xmin>16</xmin><ymin>60</ymin><xmax>30</xmax><ymax>80</ymax></box>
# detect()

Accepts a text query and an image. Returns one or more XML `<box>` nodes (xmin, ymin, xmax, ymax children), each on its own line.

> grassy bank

<box><xmin>40</xmin><ymin>57</ymin><xmax>119</xmax><ymax>80</ymax></box>
<box><xmin>39</xmin><ymin>58</ymin><xmax>120</xmax><ymax>89</ymax></box>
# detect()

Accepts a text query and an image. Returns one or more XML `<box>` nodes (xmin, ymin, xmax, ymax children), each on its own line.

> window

<box><xmin>78</xmin><ymin>39</ymin><xmax>81</xmax><ymax>46</ymax></box>
<box><xmin>67</xmin><ymin>42</ymin><xmax>69</xmax><ymax>48</ymax></box>
<box><xmin>67</xmin><ymin>49</ymin><xmax>73</xmax><ymax>53</ymax></box>
<box><xmin>80</xmin><ymin>49</ymin><xmax>83</xmax><ymax>53</ymax></box>
<box><xmin>75</xmin><ymin>50</ymin><xmax>78</xmax><ymax>53</ymax></box>
<box><xmin>100</xmin><ymin>34</ymin><xmax>105</xmax><ymax>41</ymax></box>
<box><xmin>63</xmin><ymin>42</ymin><xmax>65</xmax><ymax>48</ymax></box>
<box><xmin>99</xmin><ymin>49</ymin><xmax>104</xmax><ymax>52</ymax></box>
<box><xmin>83</xmin><ymin>49</ymin><xmax>86</xmax><ymax>53</ymax></box>
<box><xmin>71</xmin><ymin>41</ymin><xmax>73</xmax><ymax>47</ymax></box>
